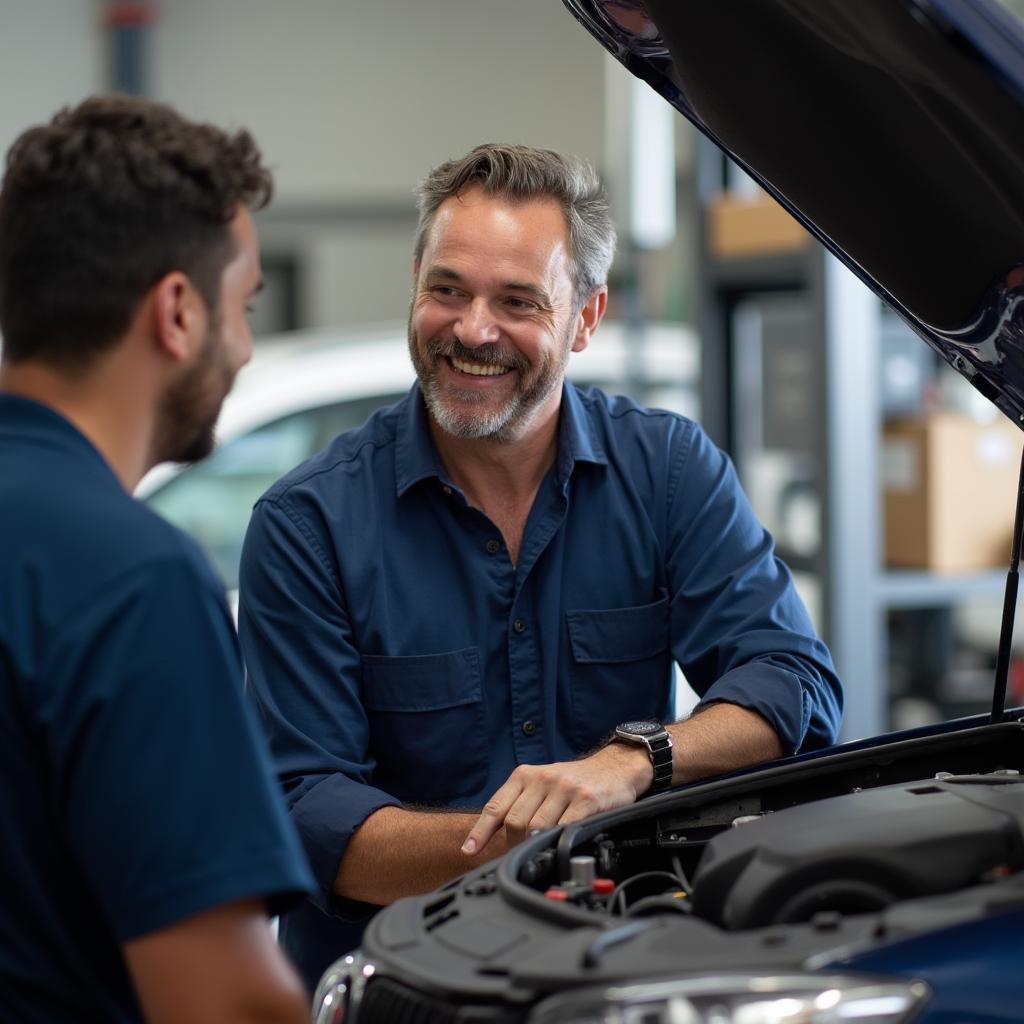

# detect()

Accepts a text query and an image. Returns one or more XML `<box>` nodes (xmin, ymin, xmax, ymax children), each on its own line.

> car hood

<box><xmin>563</xmin><ymin>0</ymin><xmax>1024</xmax><ymax>426</ymax></box>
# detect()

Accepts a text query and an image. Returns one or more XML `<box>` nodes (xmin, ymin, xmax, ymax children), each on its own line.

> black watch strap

<box><xmin>646</xmin><ymin>733</ymin><xmax>673</xmax><ymax>793</ymax></box>
<box><xmin>614</xmin><ymin>720</ymin><xmax>674</xmax><ymax>795</ymax></box>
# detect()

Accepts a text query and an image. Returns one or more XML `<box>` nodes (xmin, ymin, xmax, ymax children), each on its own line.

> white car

<box><xmin>137</xmin><ymin>321</ymin><xmax>698</xmax><ymax>604</ymax></box>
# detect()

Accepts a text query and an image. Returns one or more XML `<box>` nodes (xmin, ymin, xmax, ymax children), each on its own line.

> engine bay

<box><xmin>515</xmin><ymin>770</ymin><xmax>1024</xmax><ymax>932</ymax></box>
<box><xmin>498</xmin><ymin>718</ymin><xmax>1024</xmax><ymax>949</ymax></box>
<box><xmin>352</xmin><ymin>719</ymin><xmax>1024</xmax><ymax>1022</ymax></box>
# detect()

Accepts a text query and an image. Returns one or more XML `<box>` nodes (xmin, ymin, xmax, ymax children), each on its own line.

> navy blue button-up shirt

<box><xmin>239</xmin><ymin>382</ymin><xmax>842</xmax><ymax>986</ymax></box>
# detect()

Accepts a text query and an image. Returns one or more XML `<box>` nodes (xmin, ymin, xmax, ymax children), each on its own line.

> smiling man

<box><xmin>239</xmin><ymin>143</ymin><xmax>843</xmax><ymax>990</ymax></box>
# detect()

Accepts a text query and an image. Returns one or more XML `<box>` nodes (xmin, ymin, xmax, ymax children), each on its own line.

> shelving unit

<box><xmin>694</xmin><ymin>140</ymin><xmax>1017</xmax><ymax>741</ymax></box>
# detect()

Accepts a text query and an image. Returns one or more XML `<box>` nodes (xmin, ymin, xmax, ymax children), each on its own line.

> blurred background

<box><xmin>0</xmin><ymin>0</ymin><xmax>697</xmax><ymax>332</ymax></box>
<box><xmin>7</xmin><ymin>0</ymin><xmax>1024</xmax><ymax>740</ymax></box>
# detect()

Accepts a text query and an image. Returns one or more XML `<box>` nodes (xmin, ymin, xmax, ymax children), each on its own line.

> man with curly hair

<box><xmin>0</xmin><ymin>96</ymin><xmax>313</xmax><ymax>1023</ymax></box>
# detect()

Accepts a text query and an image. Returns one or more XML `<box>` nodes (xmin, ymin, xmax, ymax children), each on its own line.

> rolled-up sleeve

<box><xmin>665</xmin><ymin>422</ymin><xmax>843</xmax><ymax>753</ymax></box>
<box><xmin>238</xmin><ymin>495</ymin><xmax>399</xmax><ymax>913</ymax></box>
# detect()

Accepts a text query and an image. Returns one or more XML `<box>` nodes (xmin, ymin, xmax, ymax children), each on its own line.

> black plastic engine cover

<box><xmin>691</xmin><ymin>776</ymin><xmax>1024</xmax><ymax>930</ymax></box>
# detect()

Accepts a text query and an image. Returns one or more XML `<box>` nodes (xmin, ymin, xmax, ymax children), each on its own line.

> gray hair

<box><xmin>413</xmin><ymin>143</ymin><xmax>616</xmax><ymax>309</ymax></box>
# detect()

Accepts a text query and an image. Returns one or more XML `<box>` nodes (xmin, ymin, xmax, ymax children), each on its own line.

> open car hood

<box><xmin>563</xmin><ymin>0</ymin><xmax>1024</xmax><ymax>427</ymax></box>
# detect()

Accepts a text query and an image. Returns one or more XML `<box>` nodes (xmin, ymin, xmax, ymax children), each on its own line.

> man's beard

<box><xmin>152</xmin><ymin>320</ymin><xmax>235</xmax><ymax>465</ymax></box>
<box><xmin>407</xmin><ymin>313</ymin><xmax>571</xmax><ymax>443</ymax></box>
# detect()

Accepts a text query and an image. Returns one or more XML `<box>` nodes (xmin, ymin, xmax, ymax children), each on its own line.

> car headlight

<box><xmin>312</xmin><ymin>952</ymin><xmax>377</xmax><ymax>1024</ymax></box>
<box><xmin>527</xmin><ymin>973</ymin><xmax>930</xmax><ymax>1024</ymax></box>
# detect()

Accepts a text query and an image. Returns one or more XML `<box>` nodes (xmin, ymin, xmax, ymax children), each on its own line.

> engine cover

<box><xmin>691</xmin><ymin>775</ymin><xmax>1024</xmax><ymax>929</ymax></box>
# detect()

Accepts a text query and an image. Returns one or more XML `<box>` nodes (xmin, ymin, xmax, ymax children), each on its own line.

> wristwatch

<box><xmin>613</xmin><ymin>719</ymin><xmax>674</xmax><ymax>794</ymax></box>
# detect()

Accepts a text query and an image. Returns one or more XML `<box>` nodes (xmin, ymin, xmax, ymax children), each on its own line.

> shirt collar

<box><xmin>556</xmin><ymin>380</ymin><xmax>608</xmax><ymax>481</ymax></box>
<box><xmin>0</xmin><ymin>393</ymin><xmax>119</xmax><ymax>480</ymax></box>
<box><xmin>394</xmin><ymin>384</ymin><xmax>447</xmax><ymax>497</ymax></box>
<box><xmin>393</xmin><ymin>380</ymin><xmax>608</xmax><ymax>499</ymax></box>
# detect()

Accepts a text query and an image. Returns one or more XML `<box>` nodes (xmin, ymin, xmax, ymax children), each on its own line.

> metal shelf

<box><xmin>693</xmin><ymin>138</ymin><xmax>1019</xmax><ymax>742</ymax></box>
<box><xmin>876</xmin><ymin>569</ymin><xmax>1012</xmax><ymax>609</ymax></box>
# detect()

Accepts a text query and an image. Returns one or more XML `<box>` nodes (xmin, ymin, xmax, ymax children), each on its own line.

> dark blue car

<box><xmin>314</xmin><ymin>3</ymin><xmax>1024</xmax><ymax>1021</ymax></box>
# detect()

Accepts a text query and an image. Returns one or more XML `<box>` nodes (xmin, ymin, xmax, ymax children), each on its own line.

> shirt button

<box><xmin>486</xmin><ymin>539</ymin><xmax>501</xmax><ymax>554</ymax></box>
<box><xmin>442</xmin><ymin>485</ymin><xmax>452</xmax><ymax>496</ymax></box>
<box><xmin>522</xmin><ymin>720</ymin><xmax>536</xmax><ymax>736</ymax></box>
<box><xmin>513</xmin><ymin>618</ymin><xmax>526</xmax><ymax>633</ymax></box>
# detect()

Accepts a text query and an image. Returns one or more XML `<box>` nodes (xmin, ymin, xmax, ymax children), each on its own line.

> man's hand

<box><xmin>461</xmin><ymin>740</ymin><xmax>652</xmax><ymax>854</ymax></box>
<box><xmin>461</xmin><ymin>703</ymin><xmax>787</xmax><ymax>856</ymax></box>
<box><xmin>335</xmin><ymin>706</ymin><xmax>783</xmax><ymax>901</ymax></box>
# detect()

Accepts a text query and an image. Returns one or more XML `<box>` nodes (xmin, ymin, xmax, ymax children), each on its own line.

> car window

<box><xmin>146</xmin><ymin>394</ymin><xmax>405</xmax><ymax>592</ymax></box>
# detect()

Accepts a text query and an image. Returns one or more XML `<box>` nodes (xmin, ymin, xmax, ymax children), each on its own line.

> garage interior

<box><xmin>4</xmin><ymin>0</ymin><xmax>1024</xmax><ymax>742</ymax></box>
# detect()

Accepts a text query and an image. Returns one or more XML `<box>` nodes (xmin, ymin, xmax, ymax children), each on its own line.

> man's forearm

<box><xmin>669</xmin><ymin>701</ymin><xmax>784</xmax><ymax>784</ymax></box>
<box><xmin>334</xmin><ymin>805</ymin><xmax>506</xmax><ymax>905</ymax></box>
<box><xmin>339</xmin><ymin>705</ymin><xmax>782</xmax><ymax>907</ymax></box>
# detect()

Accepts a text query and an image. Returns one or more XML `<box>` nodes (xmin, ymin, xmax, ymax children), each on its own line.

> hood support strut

<box><xmin>992</xmin><ymin>445</ymin><xmax>1024</xmax><ymax>722</ymax></box>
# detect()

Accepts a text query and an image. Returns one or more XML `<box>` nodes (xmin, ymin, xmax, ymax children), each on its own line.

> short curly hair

<box><xmin>0</xmin><ymin>94</ymin><xmax>272</xmax><ymax>367</ymax></box>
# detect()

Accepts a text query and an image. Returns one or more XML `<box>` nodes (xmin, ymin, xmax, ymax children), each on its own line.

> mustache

<box><xmin>426</xmin><ymin>337</ymin><xmax>530</xmax><ymax>373</ymax></box>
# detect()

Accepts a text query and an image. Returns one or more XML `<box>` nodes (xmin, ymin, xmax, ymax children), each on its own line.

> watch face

<box><xmin>618</xmin><ymin>720</ymin><xmax>662</xmax><ymax>737</ymax></box>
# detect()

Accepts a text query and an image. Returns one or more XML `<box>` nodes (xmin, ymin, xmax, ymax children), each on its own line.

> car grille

<box><xmin>359</xmin><ymin>976</ymin><xmax>524</xmax><ymax>1024</ymax></box>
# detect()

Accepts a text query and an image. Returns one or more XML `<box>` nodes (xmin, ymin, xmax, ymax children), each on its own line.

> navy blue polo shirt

<box><xmin>0</xmin><ymin>394</ymin><xmax>313</xmax><ymax>1023</ymax></box>
<box><xmin>239</xmin><ymin>382</ymin><xmax>842</xmax><ymax>989</ymax></box>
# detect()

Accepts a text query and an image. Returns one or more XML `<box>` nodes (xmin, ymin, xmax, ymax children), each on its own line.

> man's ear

<box><xmin>152</xmin><ymin>271</ymin><xmax>207</xmax><ymax>363</ymax></box>
<box><xmin>571</xmin><ymin>286</ymin><xmax>608</xmax><ymax>354</ymax></box>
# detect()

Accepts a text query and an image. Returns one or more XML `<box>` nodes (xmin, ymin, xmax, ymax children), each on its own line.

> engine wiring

<box><xmin>607</xmin><ymin>867</ymin><xmax>691</xmax><ymax>917</ymax></box>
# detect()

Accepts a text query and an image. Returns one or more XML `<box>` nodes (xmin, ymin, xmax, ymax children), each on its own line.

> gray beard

<box><xmin>409</xmin><ymin>323</ymin><xmax>570</xmax><ymax>443</ymax></box>
<box><xmin>420</xmin><ymin>372</ymin><xmax>536</xmax><ymax>442</ymax></box>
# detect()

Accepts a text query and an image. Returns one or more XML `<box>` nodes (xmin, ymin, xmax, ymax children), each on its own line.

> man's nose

<box><xmin>453</xmin><ymin>298</ymin><xmax>500</xmax><ymax>348</ymax></box>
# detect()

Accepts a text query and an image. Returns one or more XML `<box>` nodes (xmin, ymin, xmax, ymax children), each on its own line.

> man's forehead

<box><xmin>430</xmin><ymin>187</ymin><xmax>567</xmax><ymax>243</ymax></box>
<box><xmin>422</xmin><ymin>188</ymin><xmax>571</xmax><ymax>282</ymax></box>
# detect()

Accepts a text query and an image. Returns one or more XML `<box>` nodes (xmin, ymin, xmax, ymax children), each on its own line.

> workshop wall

<box><xmin>153</xmin><ymin>0</ymin><xmax>609</xmax><ymax>328</ymax></box>
<box><xmin>0</xmin><ymin>0</ymin><xmax>611</xmax><ymax>329</ymax></box>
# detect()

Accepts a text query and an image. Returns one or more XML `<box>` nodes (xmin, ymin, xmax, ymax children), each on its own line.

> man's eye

<box><xmin>506</xmin><ymin>297</ymin><xmax>537</xmax><ymax>311</ymax></box>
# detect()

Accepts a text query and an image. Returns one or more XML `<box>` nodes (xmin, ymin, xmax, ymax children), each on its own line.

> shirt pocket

<box><xmin>361</xmin><ymin>647</ymin><xmax>485</xmax><ymax>805</ymax></box>
<box><xmin>565</xmin><ymin>595</ymin><xmax>672</xmax><ymax>752</ymax></box>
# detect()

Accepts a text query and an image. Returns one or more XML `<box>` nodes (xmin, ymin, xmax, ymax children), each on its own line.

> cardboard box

<box><xmin>706</xmin><ymin>192</ymin><xmax>811</xmax><ymax>259</ymax></box>
<box><xmin>882</xmin><ymin>412</ymin><xmax>1024</xmax><ymax>573</ymax></box>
